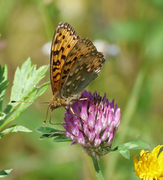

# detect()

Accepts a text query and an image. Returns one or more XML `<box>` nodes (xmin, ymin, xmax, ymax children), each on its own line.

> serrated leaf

<box><xmin>112</xmin><ymin>139</ymin><xmax>150</xmax><ymax>159</ymax></box>
<box><xmin>0</xmin><ymin>65</ymin><xmax>9</xmax><ymax>111</ymax></box>
<box><xmin>11</xmin><ymin>58</ymin><xmax>31</xmax><ymax>101</ymax></box>
<box><xmin>10</xmin><ymin>58</ymin><xmax>49</xmax><ymax>101</ymax></box>
<box><xmin>0</xmin><ymin>169</ymin><xmax>12</xmax><ymax>178</ymax></box>
<box><xmin>0</xmin><ymin>58</ymin><xmax>49</xmax><ymax>129</ymax></box>
<box><xmin>36</xmin><ymin>126</ymin><xmax>62</xmax><ymax>134</ymax></box>
<box><xmin>0</xmin><ymin>125</ymin><xmax>32</xmax><ymax>139</ymax></box>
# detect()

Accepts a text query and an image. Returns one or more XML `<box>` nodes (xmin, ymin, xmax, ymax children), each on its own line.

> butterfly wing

<box><xmin>50</xmin><ymin>22</ymin><xmax>80</xmax><ymax>95</ymax></box>
<box><xmin>60</xmin><ymin>37</ymin><xmax>97</xmax><ymax>89</ymax></box>
<box><xmin>61</xmin><ymin>38</ymin><xmax>105</xmax><ymax>98</ymax></box>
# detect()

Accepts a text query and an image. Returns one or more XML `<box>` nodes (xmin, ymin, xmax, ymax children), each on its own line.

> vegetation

<box><xmin>0</xmin><ymin>0</ymin><xmax>163</xmax><ymax>179</ymax></box>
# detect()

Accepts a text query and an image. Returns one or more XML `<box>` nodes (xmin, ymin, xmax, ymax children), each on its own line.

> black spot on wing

<box><xmin>53</xmin><ymin>60</ymin><xmax>61</xmax><ymax>66</ymax></box>
<box><xmin>53</xmin><ymin>79</ymin><xmax>60</xmax><ymax>83</ymax></box>
<box><xmin>65</xmin><ymin>60</ymin><xmax>73</xmax><ymax>66</ymax></box>
<box><xmin>62</xmin><ymin>75</ymin><xmax>67</xmax><ymax>79</ymax></box>
<box><xmin>53</xmin><ymin>67</ymin><xmax>60</xmax><ymax>71</ymax></box>
<box><xmin>61</xmin><ymin>46</ymin><xmax>64</xmax><ymax>52</ymax></box>
<box><xmin>53</xmin><ymin>72</ymin><xmax>60</xmax><ymax>79</ymax></box>
<box><xmin>61</xmin><ymin>55</ymin><xmax>66</xmax><ymax>60</ymax></box>
<box><xmin>63</xmin><ymin>69</ymin><xmax>70</xmax><ymax>74</ymax></box>
<box><xmin>52</xmin><ymin>50</ymin><xmax>59</xmax><ymax>56</ymax></box>
<box><xmin>73</xmin><ymin>56</ymin><xmax>77</xmax><ymax>61</ymax></box>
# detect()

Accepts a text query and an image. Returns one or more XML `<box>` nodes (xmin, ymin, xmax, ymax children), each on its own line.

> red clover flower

<box><xmin>62</xmin><ymin>90</ymin><xmax>121</xmax><ymax>159</ymax></box>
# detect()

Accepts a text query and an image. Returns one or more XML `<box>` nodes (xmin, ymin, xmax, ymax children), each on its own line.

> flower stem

<box><xmin>92</xmin><ymin>157</ymin><xmax>104</xmax><ymax>180</ymax></box>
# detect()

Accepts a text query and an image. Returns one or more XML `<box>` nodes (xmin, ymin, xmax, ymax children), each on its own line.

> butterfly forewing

<box><xmin>50</xmin><ymin>22</ymin><xmax>80</xmax><ymax>95</ymax></box>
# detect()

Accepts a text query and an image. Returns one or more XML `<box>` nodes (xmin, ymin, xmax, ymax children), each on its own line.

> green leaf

<box><xmin>36</xmin><ymin>127</ymin><xmax>71</xmax><ymax>142</ymax></box>
<box><xmin>10</xmin><ymin>58</ymin><xmax>48</xmax><ymax>101</ymax></box>
<box><xmin>39</xmin><ymin>133</ymin><xmax>61</xmax><ymax>140</ymax></box>
<box><xmin>36</xmin><ymin>126</ymin><xmax>64</xmax><ymax>140</ymax></box>
<box><xmin>0</xmin><ymin>112</ymin><xmax>6</xmax><ymax>121</ymax></box>
<box><xmin>53</xmin><ymin>135</ymin><xmax>71</xmax><ymax>142</ymax></box>
<box><xmin>112</xmin><ymin>139</ymin><xmax>150</xmax><ymax>159</ymax></box>
<box><xmin>0</xmin><ymin>169</ymin><xmax>12</xmax><ymax>178</ymax></box>
<box><xmin>39</xmin><ymin>133</ymin><xmax>54</xmax><ymax>140</ymax></box>
<box><xmin>35</xmin><ymin>81</ymin><xmax>50</xmax><ymax>97</ymax></box>
<box><xmin>0</xmin><ymin>125</ymin><xmax>32</xmax><ymax>139</ymax></box>
<box><xmin>0</xmin><ymin>65</ymin><xmax>9</xmax><ymax>111</ymax></box>
<box><xmin>36</xmin><ymin>126</ymin><xmax>62</xmax><ymax>134</ymax></box>
<box><xmin>116</xmin><ymin>150</ymin><xmax>130</xmax><ymax>159</ymax></box>
<box><xmin>0</xmin><ymin>58</ymin><xmax>49</xmax><ymax>130</ymax></box>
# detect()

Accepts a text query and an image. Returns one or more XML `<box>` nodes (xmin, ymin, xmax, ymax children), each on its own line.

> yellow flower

<box><xmin>134</xmin><ymin>145</ymin><xmax>163</xmax><ymax>180</ymax></box>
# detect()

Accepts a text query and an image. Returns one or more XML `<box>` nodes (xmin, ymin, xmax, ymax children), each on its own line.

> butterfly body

<box><xmin>49</xmin><ymin>92</ymin><xmax>78</xmax><ymax>110</ymax></box>
<box><xmin>49</xmin><ymin>22</ymin><xmax>105</xmax><ymax>112</ymax></box>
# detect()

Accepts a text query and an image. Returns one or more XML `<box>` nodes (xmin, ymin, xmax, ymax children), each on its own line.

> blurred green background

<box><xmin>1</xmin><ymin>0</ymin><xmax>163</xmax><ymax>179</ymax></box>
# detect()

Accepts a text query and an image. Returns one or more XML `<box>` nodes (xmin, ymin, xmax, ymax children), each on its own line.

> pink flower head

<box><xmin>62</xmin><ymin>90</ymin><xmax>121</xmax><ymax>159</ymax></box>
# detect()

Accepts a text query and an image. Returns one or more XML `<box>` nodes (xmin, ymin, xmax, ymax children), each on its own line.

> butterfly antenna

<box><xmin>43</xmin><ymin>107</ymin><xmax>50</xmax><ymax>124</ymax></box>
<box><xmin>11</xmin><ymin>100</ymin><xmax>49</xmax><ymax>104</ymax></box>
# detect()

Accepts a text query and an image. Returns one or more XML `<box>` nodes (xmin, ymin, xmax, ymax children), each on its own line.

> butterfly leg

<box><xmin>43</xmin><ymin>107</ymin><xmax>62</xmax><ymax>125</ymax></box>
<box><xmin>43</xmin><ymin>107</ymin><xmax>50</xmax><ymax>124</ymax></box>
<box><xmin>69</xmin><ymin>106</ymin><xmax>88</xmax><ymax>125</ymax></box>
<box><xmin>49</xmin><ymin>110</ymin><xmax>63</xmax><ymax>125</ymax></box>
<box><xmin>77</xmin><ymin>97</ymin><xmax>102</xmax><ymax>111</ymax></box>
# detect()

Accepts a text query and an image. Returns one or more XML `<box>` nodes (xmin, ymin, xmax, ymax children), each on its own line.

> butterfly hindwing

<box><xmin>60</xmin><ymin>38</ymin><xmax>97</xmax><ymax>91</ymax></box>
<box><xmin>61</xmin><ymin>49</ymin><xmax>105</xmax><ymax>98</ymax></box>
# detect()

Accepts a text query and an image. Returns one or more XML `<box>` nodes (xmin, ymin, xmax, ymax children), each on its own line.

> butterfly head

<box><xmin>48</xmin><ymin>93</ymin><xmax>62</xmax><ymax>110</ymax></box>
<box><xmin>48</xmin><ymin>100</ymin><xmax>61</xmax><ymax>110</ymax></box>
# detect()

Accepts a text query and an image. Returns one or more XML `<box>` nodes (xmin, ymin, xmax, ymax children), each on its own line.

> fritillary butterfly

<box><xmin>48</xmin><ymin>22</ymin><xmax>105</xmax><ymax>118</ymax></box>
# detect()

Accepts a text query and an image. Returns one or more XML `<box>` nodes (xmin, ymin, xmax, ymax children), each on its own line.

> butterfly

<box><xmin>46</xmin><ymin>22</ymin><xmax>105</xmax><ymax>123</ymax></box>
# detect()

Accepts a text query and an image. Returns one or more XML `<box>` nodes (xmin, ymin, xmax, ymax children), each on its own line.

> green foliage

<box><xmin>0</xmin><ymin>57</ymin><xmax>49</xmax><ymax>134</ymax></box>
<box><xmin>0</xmin><ymin>58</ymin><xmax>49</xmax><ymax>131</ymax></box>
<box><xmin>36</xmin><ymin>126</ymin><xmax>150</xmax><ymax>159</ymax></box>
<box><xmin>0</xmin><ymin>65</ymin><xmax>8</xmax><ymax>111</ymax></box>
<box><xmin>0</xmin><ymin>58</ymin><xmax>49</xmax><ymax>178</ymax></box>
<box><xmin>1</xmin><ymin>0</ymin><xmax>163</xmax><ymax>179</ymax></box>
<box><xmin>0</xmin><ymin>57</ymin><xmax>49</xmax><ymax>135</ymax></box>
<box><xmin>36</xmin><ymin>126</ymin><xmax>62</xmax><ymax>134</ymax></box>
<box><xmin>113</xmin><ymin>139</ymin><xmax>150</xmax><ymax>159</ymax></box>
<box><xmin>0</xmin><ymin>125</ymin><xmax>32</xmax><ymax>139</ymax></box>
<box><xmin>0</xmin><ymin>169</ymin><xmax>12</xmax><ymax>178</ymax></box>
<box><xmin>36</xmin><ymin>126</ymin><xmax>70</xmax><ymax>141</ymax></box>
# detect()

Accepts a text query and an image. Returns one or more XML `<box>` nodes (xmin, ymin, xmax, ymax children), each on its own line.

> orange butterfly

<box><xmin>46</xmin><ymin>22</ymin><xmax>105</xmax><ymax>123</ymax></box>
